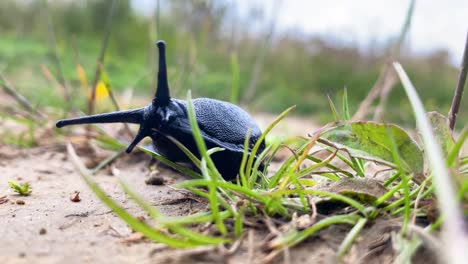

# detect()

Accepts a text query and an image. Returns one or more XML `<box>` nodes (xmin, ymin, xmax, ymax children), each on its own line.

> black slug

<box><xmin>56</xmin><ymin>41</ymin><xmax>265</xmax><ymax>180</ymax></box>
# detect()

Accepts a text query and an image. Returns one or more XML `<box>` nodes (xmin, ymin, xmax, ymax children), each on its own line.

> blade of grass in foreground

<box><xmin>247</xmin><ymin>105</ymin><xmax>296</xmax><ymax>187</ymax></box>
<box><xmin>337</xmin><ymin>217</ymin><xmax>367</xmax><ymax>257</ymax></box>
<box><xmin>394</xmin><ymin>62</ymin><xmax>468</xmax><ymax>263</ymax></box>
<box><xmin>187</xmin><ymin>91</ymin><xmax>227</xmax><ymax>235</ymax></box>
<box><xmin>120</xmin><ymin>180</ymin><xmax>229</xmax><ymax>245</ymax></box>
<box><xmin>138</xmin><ymin>146</ymin><xmax>203</xmax><ymax>179</ymax></box>
<box><xmin>268</xmin><ymin>214</ymin><xmax>359</xmax><ymax>249</ymax></box>
<box><xmin>66</xmin><ymin>143</ymin><xmax>199</xmax><ymax>248</ymax></box>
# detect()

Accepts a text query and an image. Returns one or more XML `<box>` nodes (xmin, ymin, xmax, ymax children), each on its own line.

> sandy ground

<box><xmin>0</xmin><ymin>110</ymin><xmax>439</xmax><ymax>263</ymax></box>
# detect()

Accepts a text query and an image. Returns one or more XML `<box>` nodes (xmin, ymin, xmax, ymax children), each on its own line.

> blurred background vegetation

<box><xmin>0</xmin><ymin>0</ymin><xmax>465</xmax><ymax>126</ymax></box>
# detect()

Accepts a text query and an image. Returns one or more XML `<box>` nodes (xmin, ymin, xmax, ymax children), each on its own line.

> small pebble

<box><xmin>16</xmin><ymin>200</ymin><xmax>25</xmax><ymax>205</ymax></box>
<box><xmin>70</xmin><ymin>191</ymin><xmax>81</xmax><ymax>202</ymax></box>
<box><xmin>145</xmin><ymin>175</ymin><xmax>165</xmax><ymax>185</ymax></box>
<box><xmin>39</xmin><ymin>228</ymin><xmax>47</xmax><ymax>235</ymax></box>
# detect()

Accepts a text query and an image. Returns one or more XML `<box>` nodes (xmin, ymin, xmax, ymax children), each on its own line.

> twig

<box><xmin>40</xmin><ymin>64</ymin><xmax>65</xmax><ymax>93</ymax></box>
<box><xmin>0</xmin><ymin>74</ymin><xmax>45</xmax><ymax>119</ymax></box>
<box><xmin>448</xmin><ymin>31</ymin><xmax>468</xmax><ymax>130</ymax></box>
<box><xmin>71</xmin><ymin>35</ymin><xmax>89</xmax><ymax>94</ymax></box>
<box><xmin>98</xmin><ymin>63</ymin><xmax>134</xmax><ymax>137</ymax></box>
<box><xmin>352</xmin><ymin>0</ymin><xmax>415</xmax><ymax>121</ymax></box>
<box><xmin>373</xmin><ymin>66</ymin><xmax>398</xmax><ymax>120</ymax></box>
<box><xmin>87</xmin><ymin>0</ymin><xmax>118</xmax><ymax>115</ymax></box>
<box><xmin>352</xmin><ymin>64</ymin><xmax>391</xmax><ymax>120</ymax></box>
<box><xmin>44</xmin><ymin>0</ymin><xmax>70</xmax><ymax>102</ymax></box>
<box><xmin>410</xmin><ymin>179</ymin><xmax>427</xmax><ymax>226</ymax></box>
<box><xmin>242</xmin><ymin>0</ymin><xmax>281</xmax><ymax>104</ymax></box>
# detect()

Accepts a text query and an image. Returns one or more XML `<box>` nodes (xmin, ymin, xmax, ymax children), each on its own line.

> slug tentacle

<box><xmin>154</xmin><ymin>40</ymin><xmax>170</xmax><ymax>106</ymax></box>
<box><xmin>55</xmin><ymin>108</ymin><xmax>145</xmax><ymax>128</ymax></box>
<box><xmin>126</xmin><ymin>125</ymin><xmax>149</xmax><ymax>153</ymax></box>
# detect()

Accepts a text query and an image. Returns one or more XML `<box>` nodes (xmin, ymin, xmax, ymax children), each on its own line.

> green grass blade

<box><xmin>394</xmin><ymin>62</ymin><xmax>468</xmax><ymax>260</ymax></box>
<box><xmin>306</xmin><ymin>154</ymin><xmax>353</xmax><ymax>178</ymax></box>
<box><xmin>269</xmin><ymin>214</ymin><xmax>359</xmax><ymax>248</ymax></box>
<box><xmin>120</xmin><ymin>179</ymin><xmax>229</xmax><ymax>245</ymax></box>
<box><xmin>166</xmin><ymin>135</ymin><xmax>201</xmax><ymax>169</ymax></box>
<box><xmin>447</xmin><ymin>128</ymin><xmax>468</xmax><ymax>167</ymax></box>
<box><xmin>200</xmin><ymin>158</ymin><xmax>227</xmax><ymax>235</ymax></box>
<box><xmin>342</xmin><ymin>87</ymin><xmax>351</xmax><ymax>121</ymax></box>
<box><xmin>383</xmin><ymin>122</ymin><xmax>411</xmax><ymax>234</ymax></box>
<box><xmin>178</xmin><ymin>179</ymin><xmax>269</xmax><ymax>204</ymax></box>
<box><xmin>66</xmin><ymin>143</ymin><xmax>198</xmax><ymax>248</ymax></box>
<box><xmin>337</xmin><ymin>217</ymin><xmax>367</xmax><ymax>257</ymax></box>
<box><xmin>186</xmin><ymin>90</ymin><xmax>222</xmax><ymax>179</ymax></box>
<box><xmin>246</xmin><ymin>105</ymin><xmax>296</xmax><ymax>185</ymax></box>
<box><xmin>327</xmin><ymin>95</ymin><xmax>340</xmax><ymax>121</ymax></box>
<box><xmin>234</xmin><ymin>204</ymin><xmax>247</xmax><ymax>237</ymax></box>
<box><xmin>138</xmin><ymin>146</ymin><xmax>203</xmax><ymax>179</ymax></box>
<box><xmin>269</xmin><ymin>138</ymin><xmax>312</xmax><ymax>188</ymax></box>
<box><xmin>273</xmin><ymin>189</ymin><xmax>367</xmax><ymax>216</ymax></box>
<box><xmin>239</xmin><ymin>128</ymin><xmax>252</xmax><ymax>187</ymax></box>
<box><xmin>160</xmin><ymin>211</ymin><xmax>232</xmax><ymax>225</ymax></box>
<box><xmin>248</xmin><ymin>142</ymin><xmax>274</xmax><ymax>186</ymax></box>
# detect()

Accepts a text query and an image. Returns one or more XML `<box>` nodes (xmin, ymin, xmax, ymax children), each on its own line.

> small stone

<box><xmin>70</xmin><ymin>191</ymin><xmax>81</xmax><ymax>202</ymax></box>
<box><xmin>16</xmin><ymin>200</ymin><xmax>25</xmax><ymax>205</ymax></box>
<box><xmin>145</xmin><ymin>175</ymin><xmax>165</xmax><ymax>185</ymax></box>
<box><xmin>39</xmin><ymin>228</ymin><xmax>47</xmax><ymax>235</ymax></box>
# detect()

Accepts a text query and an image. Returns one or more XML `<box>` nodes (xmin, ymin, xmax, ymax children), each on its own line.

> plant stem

<box><xmin>448</xmin><ymin>31</ymin><xmax>468</xmax><ymax>130</ymax></box>
<box><xmin>87</xmin><ymin>0</ymin><xmax>117</xmax><ymax>115</ymax></box>
<box><xmin>44</xmin><ymin>0</ymin><xmax>70</xmax><ymax>104</ymax></box>
<box><xmin>0</xmin><ymin>74</ymin><xmax>45</xmax><ymax>120</ymax></box>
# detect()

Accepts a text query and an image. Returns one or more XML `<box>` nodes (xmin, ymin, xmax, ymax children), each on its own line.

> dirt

<box><xmin>0</xmin><ymin>111</ymin><xmax>439</xmax><ymax>264</ymax></box>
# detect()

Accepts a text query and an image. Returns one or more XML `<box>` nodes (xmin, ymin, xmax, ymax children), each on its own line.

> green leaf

<box><xmin>427</xmin><ymin>111</ymin><xmax>455</xmax><ymax>158</ymax></box>
<box><xmin>8</xmin><ymin>181</ymin><xmax>31</xmax><ymax>196</ymax></box>
<box><xmin>320</xmin><ymin>121</ymin><xmax>424</xmax><ymax>174</ymax></box>
<box><xmin>322</xmin><ymin>178</ymin><xmax>388</xmax><ymax>203</ymax></box>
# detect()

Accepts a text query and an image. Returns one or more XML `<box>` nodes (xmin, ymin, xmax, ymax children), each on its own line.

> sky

<box><xmin>132</xmin><ymin>0</ymin><xmax>468</xmax><ymax>65</ymax></box>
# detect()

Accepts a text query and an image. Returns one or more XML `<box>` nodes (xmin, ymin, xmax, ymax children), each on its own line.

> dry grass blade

<box><xmin>44</xmin><ymin>0</ymin><xmax>70</xmax><ymax>102</ymax></box>
<box><xmin>242</xmin><ymin>0</ymin><xmax>281</xmax><ymax>103</ymax></box>
<box><xmin>98</xmin><ymin>63</ymin><xmax>134</xmax><ymax>137</ymax></box>
<box><xmin>87</xmin><ymin>0</ymin><xmax>118</xmax><ymax>115</ymax></box>
<box><xmin>353</xmin><ymin>62</ymin><xmax>397</xmax><ymax>120</ymax></box>
<box><xmin>353</xmin><ymin>0</ymin><xmax>415</xmax><ymax>121</ymax></box>
<box><xmin>0</xmin><ymin>73</ymin><xmax>45</xmax><ymax>119</ymax></box>
<box><xmin>448</xmin><ymin>31</ymin><xmax>468</xmax><ymax>130</ymax></box>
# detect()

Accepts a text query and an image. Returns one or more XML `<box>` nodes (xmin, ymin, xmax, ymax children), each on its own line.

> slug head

<box><xmin>56</xmin><ymin>41</ymin><xmax>172</xmax><ymax>153</ymax></box>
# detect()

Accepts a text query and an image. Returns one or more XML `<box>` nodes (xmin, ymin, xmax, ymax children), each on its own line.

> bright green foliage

<box><xmin>8</xmin><ymin>181</ymin><xmax>31</xmax><ymax>196</ymax></box>
<box><xmin>321</xmin><ymin>121</ymin><xmax>424</xmax><ymax>174</ymax></box>
<box><xmin>62</xmin><ymin>69</ymin><xmax>467</xmax><ymax>262</ymax></box>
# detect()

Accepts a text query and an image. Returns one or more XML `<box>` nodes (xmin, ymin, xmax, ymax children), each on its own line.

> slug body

<box><xmin>56</xmin><ymin>41</ymin><xmax>265</xmax><ymax>180</ymax></box>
